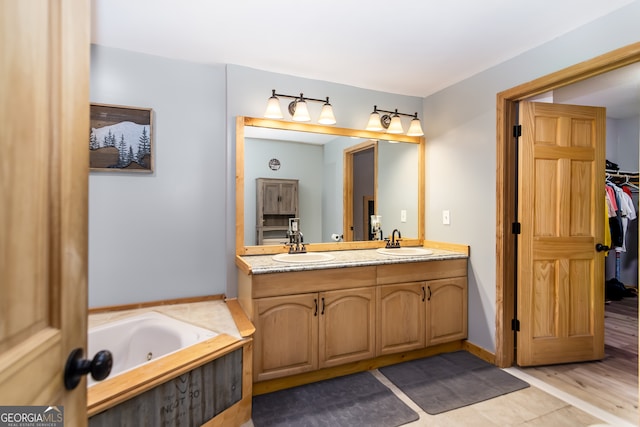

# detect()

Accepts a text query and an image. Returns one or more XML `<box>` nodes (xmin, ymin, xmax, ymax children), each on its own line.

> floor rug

<box><xmin>378</xmin><ymin>351</ymin><xmax>529</xmax><ymax>415</ymax></box>
<box><xmin>251</xmin><ymin>371</ymin><xmax>419</xmax><ymax>427</ymax></box>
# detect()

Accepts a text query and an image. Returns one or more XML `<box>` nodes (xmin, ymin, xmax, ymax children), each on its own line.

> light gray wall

<box><xmin>422</xmin><ymin>1</ymin><xmax>640</xmax><ymax>352</ymax></box>
<box><xmin>89</xmin><ymin>45</ymin><xmax>227</xmax><ymax>307</ymax></box>
<box><xmin>244</xmin><ymin>138</ymin><xmax>324</xmax><ymax>245</ymax></box>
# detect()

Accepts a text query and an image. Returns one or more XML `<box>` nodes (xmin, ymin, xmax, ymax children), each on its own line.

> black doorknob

<box><xmin>64</xmin><ymin>348</ymin><xmax>113</xmax><ymax>390</ymax></box>
<box><xmin>595</xmin><ymin>243</ymin><xmax>610</xmax><ymax>252</ymax></box>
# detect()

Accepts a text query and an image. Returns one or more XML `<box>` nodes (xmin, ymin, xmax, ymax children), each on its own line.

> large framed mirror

<box><xmin>236</xmin><ymin>117</ymin><xmax>425</xmax><ymax>256</ymax></box>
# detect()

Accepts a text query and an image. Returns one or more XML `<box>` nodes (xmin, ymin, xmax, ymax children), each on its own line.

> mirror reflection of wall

<box><xmin>245</xmin><ymin>137</ymin><xmax>324</xmax><ymax>245</ymax></box>
<box><xmin>378</xmin><ymin>141</ymin><xmax>419</xmax><ymax>238</ymax></box>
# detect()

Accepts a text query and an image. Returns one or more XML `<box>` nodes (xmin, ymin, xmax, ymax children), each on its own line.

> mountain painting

<box><xmin>90</xmin><ymin>103</ymin><xmax>153</xmax><ymax>172</ymax></box>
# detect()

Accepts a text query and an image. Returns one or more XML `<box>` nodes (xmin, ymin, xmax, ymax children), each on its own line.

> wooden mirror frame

<box><xmin>236</xmin><ymin>116</ymin><xmax>425</xmax><ymax>256</ymax></box>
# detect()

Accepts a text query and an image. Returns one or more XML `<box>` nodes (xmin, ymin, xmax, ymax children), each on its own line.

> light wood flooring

<box><xmin>243</xmin><ymin>298</ymin><xmax>638</xmax><ymax>426</ymax></box>
<box><xmin>517</xmin><ymin>296</ymin><xmax>638</xmax><ymax>426</ymax></box>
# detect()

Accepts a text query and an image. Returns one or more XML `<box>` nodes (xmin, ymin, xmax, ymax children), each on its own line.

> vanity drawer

<box><xmin>377</xmin><ymin>259</ymin><xmax>467</xmax><ymax>285</ymax></box>
<box><xmin>251</xmin><ymin>266</ymin><xmax>377</xmax><ymax>298</ymax></box>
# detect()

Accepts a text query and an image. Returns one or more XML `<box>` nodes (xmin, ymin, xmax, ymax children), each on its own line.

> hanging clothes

<box><xmin>603</xmin><ymin>198</ymin><xmax>611</xmax><ymax>254</ymax></box>
<box><xmin>605</xmin><ymin>182</ymin><xmax>637</xmax><ymax>251</ymax></box>
<box><xmin>606</xmin><ymin>184</ymin><xmax>624</xmax><ymax>248</ymax></box>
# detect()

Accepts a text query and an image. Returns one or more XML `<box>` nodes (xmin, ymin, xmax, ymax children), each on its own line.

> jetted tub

<box><xmin>87</xmin><ymin>311</ymin><xmax>218</xmax><ymax>386</ymax></box>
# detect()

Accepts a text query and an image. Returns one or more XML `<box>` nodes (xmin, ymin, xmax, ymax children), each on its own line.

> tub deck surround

<box><xmin>88</xmin><ymin>300</ymin><xmax>242</xmax><ymax>339</ymax></box>
<box><xmin>87</xmin><ymin>299</ymin><xmax>255</xmax><ymax>425</ymax></box>
<box><xmin>236</xmin><ymin>246</ymin><xmax>468</xmax><ymax>275</ymax></box>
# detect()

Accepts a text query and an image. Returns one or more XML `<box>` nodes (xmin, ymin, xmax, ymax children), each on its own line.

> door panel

<box><xmin>517</xmin><ymin>101</ymin><xmax>605</xmax><ymax>366</ymax></box>
<box><xmin>253</xmin><ymin>294</ymin><xmax>318</xmax><ymax>381</ymax></box>
<box><xmin>319</xmin><ymin>287</ymin><xmax>375</xmax><ymax>368</ymax></box>
<box><xmin>0</xmin><ymin>0</ymin><xmax>89</xmax><ymax>424</ymax></box>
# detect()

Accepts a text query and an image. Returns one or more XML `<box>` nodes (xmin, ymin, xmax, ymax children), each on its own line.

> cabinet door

<box><xmin>254</xmin><ymin>294</ymin><xmax>319</xmax><ymax>382</ymax></box>
<box><xmin>426</xmin><ymin>277</ymin><xmax>468</xmax><ymax>346</ymax></box>
<box><xmin>377</xmin><ymin>282</ymin><xmax>426</xmax><ymax>355</ymax></box>
<box><xmin>278</xmin><ymin>181</ymin><xmax>298</xmax><ymax>215</ymax></box>
<box><xmin>319</xmin><ymin>287</ymin><xmax>376</xmax><ymax>368</ymax></box>
<box><xmin>262</xmin><ymin>181</ymin><xmax>282</xmax><ymax>214</ymax></box>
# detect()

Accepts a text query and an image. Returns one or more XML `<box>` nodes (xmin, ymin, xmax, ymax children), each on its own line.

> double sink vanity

<box><xmin>234</xmin><ymin>116</ymin><xmax>469</xmax><ymax>393</ymax></box>
<box><xmin>237</xmin><ymin>246</ymin><xmax>468</xmax><ymax>388</ymax></box>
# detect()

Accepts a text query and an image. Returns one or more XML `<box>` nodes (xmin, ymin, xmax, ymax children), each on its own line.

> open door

<box><xmin>517</xmin><ymin>101</ymin><xmax>606</xmax><ymax>366</ymax></box>
<box><xmin>0</xmin><ymin>1</ymin><xmax>90</xmax><ymax>424</ymax></box>
<box><xmin>343</xmin><ymin>140</ymin><xmax>377</xmax><ymax>241</ymax></box>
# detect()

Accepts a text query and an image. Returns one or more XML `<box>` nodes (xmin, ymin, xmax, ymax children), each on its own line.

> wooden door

<box><xmin>425</xmin><ymin>277</ymin><xmax>468</xmax><ymax>346</ymax></box>
<box><xmin>318</xmin><ymin>287</ymin><xmax>376</xmax><ymax>368</ymax></box>
<box><xmin>253</xmin><ymin>294</ymin><xmax>318</xmax><ymax>381</ymax></box>
<box><xmin>517</xmin><ymin>101</ymin><xmax>605</xmax><ymax>366</ymax></box>
<box><xmin>0</xmin><ymin>0</ymin><xmax>90</xmax><ymax>424</ymax></box>
<box><xmin>377</xmin><ymin>282</ymin><xmax>426</xmax><ymax>355</ymax></box>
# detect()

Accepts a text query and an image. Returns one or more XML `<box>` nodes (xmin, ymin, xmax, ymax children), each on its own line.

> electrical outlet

<box><xmin>442</xmin><ymin>210</ymin><xmax>450</xmax><ymax>225</ymax></box>
<box><xmin>400</xmin><ymin>210</ymin><xmax>407</xmax><ymax>223</ymax></box>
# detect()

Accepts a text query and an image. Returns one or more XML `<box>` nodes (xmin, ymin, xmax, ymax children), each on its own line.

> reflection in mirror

<box><xmin>236</xmin><ymin>117</ymin><xmax>424</xmax><ymax>255</ymax></box>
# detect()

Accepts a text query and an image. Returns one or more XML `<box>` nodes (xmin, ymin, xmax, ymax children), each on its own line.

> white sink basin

<box><xmin>272</xmin><ymin>252</ymin><xmax>335</xmax><ymax>264</ymax></box>
<box><xmin>376</xmin><ymin>247</ymin><xmax>434</xmax><ymax>257</ymax></box>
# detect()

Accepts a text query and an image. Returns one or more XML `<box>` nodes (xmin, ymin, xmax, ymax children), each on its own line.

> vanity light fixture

<box><xmin>365</xmin><ymin>106</ymin><xmax>424</xmax><ymax>136</ymax></box>
<box><xmin>264</xmin><ymin>90</ymin><xmax>336</xmax><ymax>125</ymax></box>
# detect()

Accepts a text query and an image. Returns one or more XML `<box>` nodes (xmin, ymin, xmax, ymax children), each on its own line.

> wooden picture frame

<box><xmin>89</xmin><ymin>103</ymin><xmax>154</xmax><ymax>172</ymax></box>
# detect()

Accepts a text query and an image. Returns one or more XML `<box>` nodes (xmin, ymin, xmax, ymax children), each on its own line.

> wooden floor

<box><xmin>519</xmin><ymin>296</ymin><xmax>639</xmax><ymax>425</ymax></box>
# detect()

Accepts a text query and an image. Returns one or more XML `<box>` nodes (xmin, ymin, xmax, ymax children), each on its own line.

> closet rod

<box><xmin>605</xmin><ymin>169</ymin><xmax>639</xmax><ymax>176</ymax></box>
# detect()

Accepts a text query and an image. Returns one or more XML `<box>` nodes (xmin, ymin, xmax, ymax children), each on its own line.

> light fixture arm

<box><xmin>371</xmin><ymin>105</ymin><xmax>419</xmax><ymax>119</ymax></box>
<box><xmin>271</xmin><ymin>90</ymin><xmax>331</xmax><ymax>105</ymax></box>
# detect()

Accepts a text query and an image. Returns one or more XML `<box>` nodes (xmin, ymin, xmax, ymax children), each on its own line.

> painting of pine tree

<box><xmin>89</xmin><ymin>103</ymin><xmax>153</xmax><ymax>172</ymax></box>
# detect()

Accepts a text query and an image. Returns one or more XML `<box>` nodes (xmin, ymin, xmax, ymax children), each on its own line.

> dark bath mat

<box><xmin>251</xmin><ymin>371</ymin><xmax>419</xmax><ymax>427</ymax></box>
<box><xmin>378</xmin><ymin>351</ymin><xmax>529</xmax><ymax>415</ymax></box>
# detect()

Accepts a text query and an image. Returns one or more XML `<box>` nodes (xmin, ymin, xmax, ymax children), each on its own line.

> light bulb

<box><xmin>292</xmin><ymin>99</ymin><xmax>311</xmax><ymax>122</ymax></box>
<box><xmin>407</xmin><ymin>117</ymin><xmax>424</xmax><ymax>136</ymax></box>
<box><xmin>318</xmin><ymin>101</ymin><xmax>336</xmax><ymax>125</ymax></box>
<box><xmin>264</xmin><ymin>95</ymin><xmax>283</xmax><ymax>119</ymax></box>
<box><xmin>366</xmin><ymin>111</ymin><xmax>383</xmax><ymax>131</ymax></box>
<box><xmin>386</xmin><ymin>114</ymin><xmax>404</xmax><ymax>134</ymax></box>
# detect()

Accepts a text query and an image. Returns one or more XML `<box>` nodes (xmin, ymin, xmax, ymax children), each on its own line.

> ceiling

<box><xmin>91</xmin><ymin>0</ymin><xmax>636</xmax><ymax>98</ymax></box>
<box><xmin>553</xmin><ymin>62</ymin><xmax>640</xmax><ymax>119</ymax></box>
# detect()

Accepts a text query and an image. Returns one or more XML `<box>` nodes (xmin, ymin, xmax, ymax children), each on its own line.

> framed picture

<box><xmin>89</xmin><ymin>103</ymin><xmax>154</xmax><ymax>172</ymax></box>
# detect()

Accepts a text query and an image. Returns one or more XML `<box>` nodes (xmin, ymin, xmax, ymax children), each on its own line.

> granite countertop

<box><xmin>240</xmin><ymin>247</ymin><xmax>468</xmax><ymax>274</ymax></box>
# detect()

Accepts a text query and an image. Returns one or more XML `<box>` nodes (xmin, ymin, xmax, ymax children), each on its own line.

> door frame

<box><xmin>343</xmin><ymin>140</ymin><xmax>377</xmax><ymax>242</ymax></box>
<box><xmin>495</xmin><ymin>41</ymin><xmax>640</xmax><ymax>368</ymax></box>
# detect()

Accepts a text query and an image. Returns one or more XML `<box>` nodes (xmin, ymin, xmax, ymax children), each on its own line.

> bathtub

<box><xmin>87</xmin><ymin>311</ymin><xmax>218</xmax><ymax>386</ymax></box>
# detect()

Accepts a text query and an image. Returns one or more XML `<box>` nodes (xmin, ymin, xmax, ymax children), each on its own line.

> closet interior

<box><xmin>604</xmin><ymin>168</ymin><xmax>638</xmax><ymax>300</ymax></box>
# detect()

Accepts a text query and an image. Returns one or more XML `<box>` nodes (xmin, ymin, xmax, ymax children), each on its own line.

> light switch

<box><xmin>400</xmin><ymin>210</ymin><xmax>407</xmax><ymax>223</ymax></box>
<box><xmin>442</xmin><ymin>210</ymin><xmax>450</xmax><ymax>225</ymax></box>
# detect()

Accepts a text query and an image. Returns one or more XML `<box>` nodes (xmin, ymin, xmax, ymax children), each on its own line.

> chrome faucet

<box><xmin>288</xmin><ymin>218</ymin><xmax>306</xmax><ymax>254</ymax></box>
<box><xmin>386</xmin><ymin>229</ymin><xmax>402</xmax><ymax>249</ymax></box>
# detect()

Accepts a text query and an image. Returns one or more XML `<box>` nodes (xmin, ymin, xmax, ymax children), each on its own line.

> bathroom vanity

<box><xmin>235</xmin><ymin>116</ymin><xmax>469</xmax><ymax>393</ymax></box>
<box><xmin>236</xmin><ymin>246</ymin><xmax>468</xmax><ymax>387</ymax></box>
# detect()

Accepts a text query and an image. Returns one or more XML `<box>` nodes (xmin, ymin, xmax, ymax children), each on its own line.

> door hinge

<box><xmin>513</xmin><ymin>125</ymin><xmax>522</xmax><ymax>138</ymax></box>
<box><xmin>511</xmin><ymin>319</ymin><xmax>520</xmax><ymax>331</ymax></box>
<box><xmin>512</xmin><ymin>222</ymin><xmax>521</xmax><ymax>234</ymax></box>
